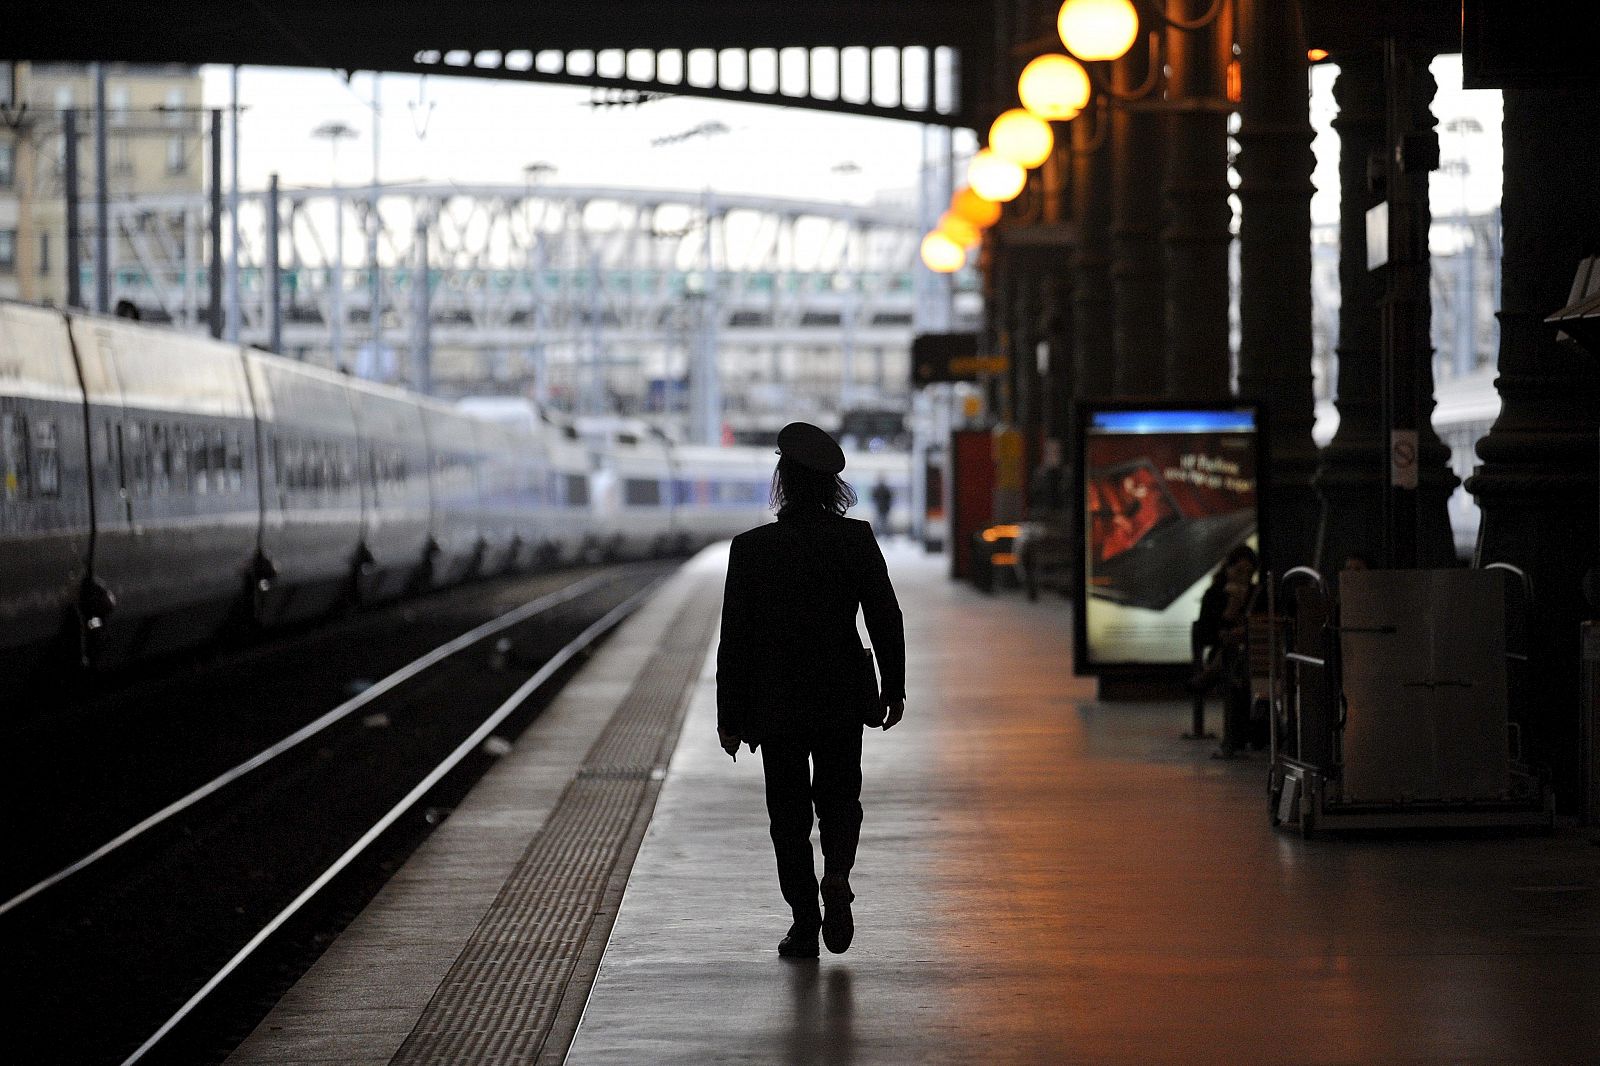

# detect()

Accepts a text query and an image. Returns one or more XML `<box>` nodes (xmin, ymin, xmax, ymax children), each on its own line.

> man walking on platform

<box><xmin>716</xmin><ymin>422</ymin><xmax>906</xmax><ymax>959</ymax></box>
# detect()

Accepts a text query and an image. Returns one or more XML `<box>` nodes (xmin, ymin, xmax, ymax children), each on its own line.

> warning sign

<box><xmin>1390</xmin><ymin>429</ymin><xmax>1418</xmax><ymax>490</ymax></box>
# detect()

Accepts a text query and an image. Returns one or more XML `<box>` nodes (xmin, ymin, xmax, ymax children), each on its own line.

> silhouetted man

<box><xmin>717</xmin><ymin>421</ymin><xmax>906</xmax><ymax>959</ymax></box>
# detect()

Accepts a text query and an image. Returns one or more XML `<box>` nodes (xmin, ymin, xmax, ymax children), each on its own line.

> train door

<box><xmin>66</xmin><ymin>324</ymin><xmax>140</xmax><ymax>660</ymax></box>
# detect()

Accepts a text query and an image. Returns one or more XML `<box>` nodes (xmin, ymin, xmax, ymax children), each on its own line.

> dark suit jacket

<box><xmin>716</xmin><ymin>513</ymin><xmax>905</xmax><ymax>744</ymax></box>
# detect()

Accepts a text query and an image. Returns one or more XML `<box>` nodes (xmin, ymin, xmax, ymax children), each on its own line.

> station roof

<box><xmin>7</xmin><ymin>2</ymin><xmax>993</xmax><ymax>68</ymax></box>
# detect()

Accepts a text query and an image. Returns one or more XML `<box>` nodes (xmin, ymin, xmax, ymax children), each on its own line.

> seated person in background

<box><xmin>1189</xmin><ymin>544</ymin><xmax>1259</xmax><ymax>694</ymax></box>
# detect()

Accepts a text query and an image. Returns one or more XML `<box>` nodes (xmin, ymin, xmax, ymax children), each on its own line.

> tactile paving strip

<box><xmin>389</xmin><ymin>582</ymin><xmax>720</xmax><ymax>1065</ymax></box>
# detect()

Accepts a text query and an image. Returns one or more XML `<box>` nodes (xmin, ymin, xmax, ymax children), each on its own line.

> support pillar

<box><xmin>266</xmin><ymin>173</ymin><xmax>282</xmax><ymax>354</ymax></box>
<box><xmin>1313</xmin><ymin>51</ymin><xmax>1385</xmax><ymax>573</ymax></box>
<box><xmin>63</xmin><ymin>110</ymin><xmax>81</xmax><ymax>310</ymax></box>
<box><xmin>1072</xmin><ymin>103</ymin><xmax>1116</xmax><ymax>401</ymax></box>
<box><xmin>1161</xmin><ymin>0</ymin><xmax>1233</xmax><ymax>398</ymax></box>
<box><xmin>208</xmin><ymin>109</ymin><xmax>223</xmax><ymax>340</ymax></box>
<box><xmin>1110</xmin><ymin>42</ymin><xmax>1166</xmax><ymax>397</ymax></box>
<box><xmin>1234</xmin><ymin>0</ymin><xmax>1319</xmax><ymax>571</ymax></box>
<box><xmin>93</xmin><ymin>64</ymin><xmax>109</xmax><ymax>315</ymax></box>
<box><xmin>1468</xmin><ymin>85</ymin><xmax>1600</xmax><ymax>808</ymax></box>
<box><xmin>1378</xmin><ymin>44</ymin><xmax>1456</xmax><ymax>568</ymax></box>
<box><xmin>412</xmin><ymin>217</ymin><xmax>432</xmax><ymax>394</ymax></box>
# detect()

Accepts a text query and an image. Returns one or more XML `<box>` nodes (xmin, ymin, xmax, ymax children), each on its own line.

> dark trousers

<box><xmin>760</xmin><ymin>726</ymin><xmax>863</xmax><ymax>930</ymax></box>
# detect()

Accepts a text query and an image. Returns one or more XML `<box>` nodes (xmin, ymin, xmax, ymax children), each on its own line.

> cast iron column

<box><xmin>1072</xmin><ymin>103</ymin><xmax>1116</xmax><ymax>400</ymax></box>
<box><xmin>1468</xmin><ymin>85</ymin><xmax>1600</xmax><ymax>807</ymax></box>
<box><xmin>1378</xmin><ymin>44</ymin><xmax>1457</xmax><ymax>568</ymax></box>
<box><xmin>1234</xmin><ymin>0</ymin><xmax>1319</xmax><ymax>570</ymax></box>
<box><xmin>1161</xmin><ymin>0</ymin><xmax>1233</xmax><ymax>398</ymax></box>
<box><xmin>1313</xmin><ymin>51</ymin><xmax>1385</xmax><ymax>573</ymax></box>
<box><xmin>1110</xmin><ymin>42</ymin><xmax>1166</xmax><ymax>397</ymax></box>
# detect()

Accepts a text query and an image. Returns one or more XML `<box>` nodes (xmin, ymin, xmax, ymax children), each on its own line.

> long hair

<box><xmin>770</xmin><ymin>455</ymin><xmax>857</xmax><ymax>518</ymax></box>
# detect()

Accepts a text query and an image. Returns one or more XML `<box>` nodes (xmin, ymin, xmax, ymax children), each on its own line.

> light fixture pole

<box><xmin>652</xmin><ymin>121</ymin><xmax>730</xmax><ymax>444</ymax></box>
<box><xmin>312</xmin><ymin>120</ymin><xmax>357</xmax><ymax>369</ymax></box>
<box><xmin>522</xmin><ymin>162</ymin><xmax>555</xmax><ymax>404</ymax></box>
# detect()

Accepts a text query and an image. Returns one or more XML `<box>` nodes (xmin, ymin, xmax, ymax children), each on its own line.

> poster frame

<box><xmin>1071</xmin><ymin>398</ymin><xmax>1267</xmax><ymax>678</ymax></box>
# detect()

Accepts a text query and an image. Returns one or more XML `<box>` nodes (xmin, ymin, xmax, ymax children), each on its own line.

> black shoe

<box><xmin>820</xmin><ymin>883</ymin><xmax>854</xmax><ymax>954</ymax></box>
<box><xmin>778</xmin><ymin>924</ymin><xmax>819</xmax><ymax>958</ymax></box>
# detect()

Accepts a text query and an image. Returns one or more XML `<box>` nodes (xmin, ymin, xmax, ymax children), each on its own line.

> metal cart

<box><xmin>1266</xmin><ymin>564</ymin><xmax>1553</xmax><ymax>835</ymax></box>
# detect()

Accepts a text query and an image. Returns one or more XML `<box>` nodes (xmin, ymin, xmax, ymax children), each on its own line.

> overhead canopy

<box><xmin>11</xmin><ymin>1</ymin><xmax>1559</xmax><ymax>126</ymax></box>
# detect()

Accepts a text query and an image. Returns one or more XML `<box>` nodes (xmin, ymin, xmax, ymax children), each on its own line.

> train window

<box><xmin>1</xmin><ymin>413</ymin><xmax>29</xmax><ymax>500</ymax></box>
<box><xmin>565</xmin><ymin>473</ymin><xmax>589</xmax><ymax>507</ymax></box>
<box><xmin>151</xmin><ymin>424</ymin><xmax>170</xmax><ymax>496</ymax></box>
<box><xmin>623</xmin><ymin>478</ymin><xmax>661</xmax><ymax>506</ymax></box>
<box><xmin>210</xmin><ymin>431</ymin><xmax>226</xmax><ymax>492</ymax></box>
<box><xmin>227</xmin><ymin>431</ymin><xmax>244</xmax><ymax>493</ymax></box>
<box><xmin>126</xmin><ymin>421</ymin><xmax>149</xmax><ymax>497</ymax></box>
<box><xmin>30</xmin><ymin>419</ymin><xmax>60</xmax><ymax>498</ymax></box>
<box><xmin>172</xmin><ymin>427</ymin><xmax>189</xmax><ymax>491</ymax></box>
<box><xmin>193</xmin><ymin>430</ymin><xmax>210</xmax><ymax>494</ymax></box>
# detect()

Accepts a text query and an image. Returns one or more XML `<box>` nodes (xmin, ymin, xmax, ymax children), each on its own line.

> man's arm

<box><xmin>858</xmin><ymin>523</ymin><xmax>905</xmax><ymax>713</ymax></box>
<box><xmin>716</xmin><ymin>537</ymin><xmax>755</xmax><ymax>747</ymax></box>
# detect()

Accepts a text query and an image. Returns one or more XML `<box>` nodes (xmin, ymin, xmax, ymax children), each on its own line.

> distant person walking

<box><xmin>717</xmin><ymin>422</ymin><xmax>906</xmax><ymax>959</ymax></box>
<box><xmin>871</xmin><ymin>477</ymin><xmax>894</xmax><ymax>537</ymax></box>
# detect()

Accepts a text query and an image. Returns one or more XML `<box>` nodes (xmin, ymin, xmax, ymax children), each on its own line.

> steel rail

<box><xmin>120</xmin><ymin>575</ymin><xmax>665</xmax><ymax>1065</ymax></box>
<box><xmin>0</xmin><ymin>567</ymin><xmax>630</xmax><ymax>919</ymax></box>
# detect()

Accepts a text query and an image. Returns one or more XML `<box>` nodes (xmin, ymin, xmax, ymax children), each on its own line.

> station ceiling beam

<box><xmin>3</xmin><ymin>1</ymin><xmax>996</xmax><ymax>127</ymax></box>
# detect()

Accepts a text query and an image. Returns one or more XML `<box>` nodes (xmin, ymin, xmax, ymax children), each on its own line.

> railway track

<box><xmin>1</xmin><ymin>561</ymin><xmax>677</xmax><ymax>1065</ymax></box>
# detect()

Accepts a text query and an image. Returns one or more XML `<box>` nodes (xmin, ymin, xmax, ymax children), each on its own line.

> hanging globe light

<box><xmin>988</xmin><ymin>108</ymin><xmax>1055</xmax><ymax>169</ymax></box>
<box><xmin>950</xmin><ymin>186</ymin><xmax>1003</xmax><ymax>229</ymax></box>
<box><xmin>967</xmin><ymin>148</ymin><xmax>1027</xmax><ymax>203</ymax></box>
<box><xmin>1057</xmin><ymin>0</ymin><xmax>1139</xmax><ymax>62</ymax></box>
<box><xmin>1017</xmin><ymin>53</ymin><xmax>1091</xmax><ymax>121</ymax></box>
<box><xmin>937</xmin><ymin>211</ymin><xmax>981</xmax><ymax>248</ymax></box>
<box><xmin>920</xmin><ymin>230</ymin><xmax>966</xmax><ymax>273</ymax></box>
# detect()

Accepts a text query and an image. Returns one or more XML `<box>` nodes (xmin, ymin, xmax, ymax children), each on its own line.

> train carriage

<box><xmin>68</xmin><ymin>313</ymin><xmax>260</xmax><ymax>663</ymax></box>
<box><xmin>543</xmin><ymin>419</ymin><xmax>594</xmax><ymax>564</ymax></box>
<box><xmin>585</xmin><ymin>422</ymin><xmax>675</xmax><ymax>559</ymax></box>
<box><xmin>471</xmin><ymin>416</ymin><xmax>543</xmax><ymax>574</ymax></box>
<box><xmin>419</xmin><ymin>400</ymin><xmax>486</xmax><ymax>586</ymax></box>
<box><xmin>244</xmin><ymin>352</ymin><xmax>365</xmax><ymax>625</ymax></box>
<box><xmin>346</xmin><ymin>381</ymin><xmax>434</xmax><ymax>603</ymax></box>
<box><xmin>0</xmin><ymin>305</ymin><xmax>94</xmax><ymax>667</ymax></box>
<box><xmin>667</xmin><ymin>443</ymin><xmax>773</xmax><ymax>552</ymax></box>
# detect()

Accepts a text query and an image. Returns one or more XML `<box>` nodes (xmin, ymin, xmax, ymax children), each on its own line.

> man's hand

<box><xmin>881</xmin><ymin>698</ymin><xmax>905</xmax><ymax>731</ymax></box>
<box><xmin>718</xmin><ymin>727</ymin><xmax>742</xmax><ymax>760</ymax></box>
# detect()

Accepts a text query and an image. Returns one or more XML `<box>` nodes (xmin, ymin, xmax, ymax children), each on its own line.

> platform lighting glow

<box><xmin>1017</xmin><ymin>54</ymin><xmax>1091</xmax><ymax>121</ymax></box>
<box><xmin>950</xmin><ymin>186</ymin><xmax>1003</xmax><ymax>229</ymax></box>
<box><xmin>967</xmin><ymin>149</ymin><xmax>1027</xmax><ymax>203</ymax></box>
<box><xmin>937</xmin><ymin>211</ymin><xmax>981</xmax><ymax>247</ymax></box>
<box><xmin>1057</xmin><ymin>0</ymin><xmax>1139</xmax><ymax>62</ymax></box>
<box><xmin>920</xmin><ymin>230</ymin><xmax>967</xmax><ymax>273</ymax></box>
<box><xmin>988</xmin><ymin>109</ymin><xmax>1055</xmax><ymax>169</ymax></box>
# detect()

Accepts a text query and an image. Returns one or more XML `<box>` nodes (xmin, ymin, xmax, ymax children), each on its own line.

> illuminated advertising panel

<box><xmin>1073</xmin><ymin>404</ymin><xmax>1261</xmax><ymax>674</ymax></box>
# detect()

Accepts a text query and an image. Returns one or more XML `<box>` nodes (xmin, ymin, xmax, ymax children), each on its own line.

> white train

<box><xmin>0</xmin><ymin>302</ymin><xmax>910</xmax><ymax>676</ymax></box>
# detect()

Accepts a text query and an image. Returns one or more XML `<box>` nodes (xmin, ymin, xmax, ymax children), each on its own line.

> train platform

<box><xmin>227</xmin><ymin>541</ymin><xmax>1600</xmax><ymax>1066</ymax></box>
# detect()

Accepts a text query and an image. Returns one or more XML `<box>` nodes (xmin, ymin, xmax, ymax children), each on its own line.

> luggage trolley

<box><xmin>1266</xmin><ymin>564</ymin><xmax>1553</xmax><ymax>836</ymax></box>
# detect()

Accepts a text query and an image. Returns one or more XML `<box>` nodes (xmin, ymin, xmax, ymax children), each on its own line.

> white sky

<box><xmin>198</xmin><ymin>65</ymin><xmax>952</xmax><ymax>204</ymax></box>
<box><xmin>202</xmin><ymin>54</ymin><xmax>1502</xmax><ymax>222</ymax></box>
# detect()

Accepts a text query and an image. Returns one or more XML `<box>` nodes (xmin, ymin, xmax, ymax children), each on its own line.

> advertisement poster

<box><xmin>1075</xmin><ymin>406</ymin><xmax>1260</xmax><ymax>672</ymax></box>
